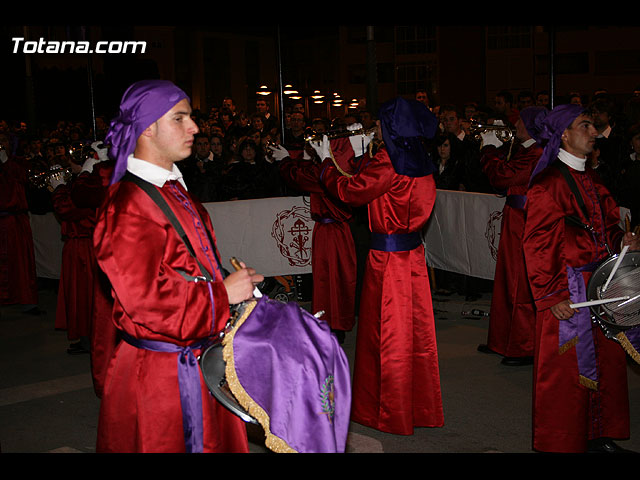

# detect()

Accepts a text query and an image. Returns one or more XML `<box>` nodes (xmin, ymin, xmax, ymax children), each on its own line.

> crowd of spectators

<box><xmin>2</xmin><ymin>86</ymin><xmax>639</xmax><ymax>223</ymax></box>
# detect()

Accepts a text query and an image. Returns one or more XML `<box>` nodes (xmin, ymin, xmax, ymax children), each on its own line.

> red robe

<box><xmin>71</xmin><ymin>162</ymin><xmax>117</xmax><ymax>398</ymax></box>
<box><xmin>523</xmin><ymin>162</ymin><xmax>628</xmax><ymax>453</ymax></box>
<box><xmin>51</xmin><ymin>180</ymin><xmax>97</xmax><ymax>340</ymax></box>
<box><xmin>481</xmin><ymin>141</ymin><xmax>543</xmax><ymax>357</ymax></box>
<box><xmin>93</xmin><ymin>177</ymin><xmax>248</xmax><ymax>453</ymax></box>
<box><xmin>321</xmin><ymin>147</ymin><xmax>444</xmax><ymax>435</ymax></box>
<box><xmin>0</xmin><ymin>157</ymin><xmax>38</xmax><ymax>305</ymax></box>
<box><xmin>279</xmin><ymin>157</ymin><xmax>357</xmax><ymax>331</ymax></box>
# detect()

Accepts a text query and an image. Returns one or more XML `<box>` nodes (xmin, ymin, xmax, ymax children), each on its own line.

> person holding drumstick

<box><xmin>92</xmin><ymin>80</ymin><xmax>262</xmax><ymax>453</ymax></box>
<box><xmin>523</xmin><ymin>103</ymin><xmax>640</xmax><ymax>453</ymax></box>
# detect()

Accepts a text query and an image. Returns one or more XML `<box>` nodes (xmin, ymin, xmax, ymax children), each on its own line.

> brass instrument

<box><xmin>304</xmin><ymin>126</ymin><xmax>377</xmax><ymax>143</ymax></box>
<box><xmin>29</xmin><ymin>165</ymin><xmax>73</xmax><ymax>191</ymax></box>
<box><xmin>469</xmin><ymin>120</ymin><xmax>514</xmax><ymax>143</ymax></box>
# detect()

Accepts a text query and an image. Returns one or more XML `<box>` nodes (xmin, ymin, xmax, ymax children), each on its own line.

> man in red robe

<box><xmin>523</xmin><ymin>104</ymin><xmax>640</xmax><ymax>453</ymax></box>
<box><xmin>319</xmin><ymin>97</ymin><xmax>444</xmax><ymax>435</ymax></box>
<box><xmin>0</xmin><ymin>133</ymin><xmax>39</xmax><ymax>311</ymax></box>
<box><xmin>93</xmin><ymin>80</ymin><xmax>262</xmax><ymax>453</ymax></box>
<box><xmin>273</xmin><ymin>140</ymin><xmax>357</xmax><ymax>343</ymax></box>
<box><xmin>478</xmin><ymin>106</ymin><xmax>547</xmax><ymax>366</ymax></box>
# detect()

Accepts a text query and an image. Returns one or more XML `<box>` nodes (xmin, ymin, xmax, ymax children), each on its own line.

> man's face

<box><xmin>256</xmin><ymin>100</ymin><xmax>268</xmax><ymax>114</ymax></box>
<box><xmin>194</xmin><ymin>136</ymin><xmax>210</xmax><ymax>157</ymax></box>
<box><xmin>289</xmin><ymin>113</ymin><xmax>305</xmax><ymax>133</ymax></box>
<box><xmin>536</xmin><ymin>94</ymin><xmax>549</xmax><ymax>107</ymax></box>
<box><xmin>562</xmin><ymin>114</ymin><xmax>597</xmax><ymax>158</ymax></box>
<box><xmin>631</xmin><ymin>133</ymin><xmax>640</xmax><ymax>155</ymax></box>
<box><xmin>147</xmin><ymin>99</ymin><xmax>199</xmax><ymax>166</ymax></box>
<box><xmin>416</xmin><ymin>92</ymin><xmax>429</xmax><ymax>106</ymax></box>
<box><xmin>591</xmin><ymin>109</ymin><xmax>610</xmax><ymax>129</ymax></box>
<box><xmin>223</xmin><ymin>99</ymin><xmax>234</xmax><ymax>111</ymax></box>
<box><xmin>494</xmin><ymin>96</ymin><xmax>507</xmax><ymax>114</ymax></box>
<box><xmin>519</xmin><ymin>96</ymin><xmax>534</xmax><ymax>109</ymax></box>
<box><xmin>441</xmin><ymin>110</ymin><xmax>461</xmax><ymax>135</ymax></box>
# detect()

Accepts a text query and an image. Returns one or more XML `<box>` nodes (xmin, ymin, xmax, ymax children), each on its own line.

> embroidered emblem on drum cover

<box><xmin>319</xmin><ymin>374</ymin><xmax>335</xmax><ymax>423</ymax></box>
<box><xmin>271</xmin><ymin>203</ymin><xmax>313</xmax><ymax>267</ymax></box>
<box><xmin>485</xmin><ymin>210</ymin><xmax>502</xmax><ymax>261</ymax></box>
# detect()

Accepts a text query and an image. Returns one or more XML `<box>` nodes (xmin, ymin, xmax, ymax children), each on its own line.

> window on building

<box><xmin>395</xmin><ymin>26</ymin><xmax>437</xmax><ymax>55</ymax></box>
<box><xmin>487</xmin><ymin>26</ymin><xmax>532</xmax><ymax>49</ymax></box>
<box><xmin>396</xmin><ymin>62</ymin><xmax>437</xmax><ymax>96</ymax></box>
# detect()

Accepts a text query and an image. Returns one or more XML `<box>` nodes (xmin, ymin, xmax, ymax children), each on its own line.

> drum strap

<box><xmin>122</xmin><ymin>171</ymin><xmax>224</xmax><ymax>281</ymax></box>
<box><xmin>553</xmin><ymin>162</ymin><xmax>592</xmax><ymax>231</ymax></box>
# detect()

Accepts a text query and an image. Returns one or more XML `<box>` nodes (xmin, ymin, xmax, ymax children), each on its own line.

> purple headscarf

<box><xmin>378</xmin><ymin>96</ymin><xmax>438</xmax><ymax>177</ymax></box>
<box><xmin>105</xmin><ymin>80</ymin><xmax>190</xmax><ymax>184</ymax></box>
<box><xmin>519</xmin><ymin>106</ymin><xmax>548</xmax><ymax>143</ymax></box>
<box><xmin>528</xmin><ymin>103</ymin><xmax>586</xmax><ymax>186</ymax></box>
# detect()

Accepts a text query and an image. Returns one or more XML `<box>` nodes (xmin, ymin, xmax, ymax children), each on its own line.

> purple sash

<box><xmin>370</xmin><ymin>231</ymin><xmax>422</xmax><ymax>252</ymax></box>
<box><xmin>505</xmin><ymin>194</ymin><xmax>527</xmax><ymax>210</ymax></box>
<box><xmin>563</xmin><ymin>261</ymin><xmax>601</xmax><ymax>390</ymax></box>
<box><xmin>121</xmin><ymin>331</ymin><xmax>211</xmax><ymax>453</ymax></box>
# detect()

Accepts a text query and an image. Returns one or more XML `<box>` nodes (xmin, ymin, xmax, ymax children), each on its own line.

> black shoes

<box><xmin>67</xmin><ymin>341</ymin><xmax>90</xmax><ymax>355</ymax></box>
<box><xmin>587</xmin><ymin>437</ymin><xmax>636</xmax><ymax>453</ymax></box>
<box><xmin>500</xmin><ymin>356</ymin><xmax>534</xmax><ymax>366</ymax></box>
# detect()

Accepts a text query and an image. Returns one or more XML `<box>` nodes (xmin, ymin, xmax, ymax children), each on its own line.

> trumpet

<box><xmin>469</xmin><ymin>120</ymin><xmax>514</xmax><ymax>143</ymax></box>
<box><xmin>304</xmin><ymin>126</ymin><xmax>377</xmax><ymax>143</ymax></box>
<box><xmin>29</xmin><ymin>165</ymin><xmax>73</xmax><ymax>190</ymax></box>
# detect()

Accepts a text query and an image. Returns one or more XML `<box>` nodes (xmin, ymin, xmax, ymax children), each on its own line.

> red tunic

<box><xmin>322</xmin><ymin>147</ymin><xmax>444</xmax><ymax>435</ymax></box>
<box><xmin>0</xmin><ymin>158</ymin><xmax>38</xmax><ymax>305</ymax></box>
<box><xmin>51</xmin><ymin>180</ymin><xmax>97</xmax><ymax>340</ymax></box>
<box><xmin>481</xmin><ymin>141</ymin><xmax>543</xmax><ymax>357</ymax></box>
<box><xmin>279</xmin><ymin>157</ymin><xmax>357</xmax><ymax>331</ymax></box>
<box><xmin>93</xmin><ymin>177</ymin><xmax>248</xmax><ymax>453</ymax></box>
<box><xmin>523</xmin><ymin>162</ymin><xmax>628</xmax><ymax>453</ymax></box>
<box><xmin>71</xmin><ymin>162</ymin><xmax>116</xmax><ymax>398</ymax></box>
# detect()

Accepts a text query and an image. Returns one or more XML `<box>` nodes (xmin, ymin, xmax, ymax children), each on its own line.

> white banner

<box><xmin>424</xmin><ymin>190</ymin><xmax>506</xmax><ymax>280</ymax></box>
<box><xmin>29</xmin><ymin>193</ymin><xmax>632</xmax><ymax>281</ymax></box>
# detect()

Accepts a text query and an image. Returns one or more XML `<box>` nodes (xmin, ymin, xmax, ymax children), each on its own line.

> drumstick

<box><xmin>230</xmin><ymin>257</ymin><xmax>262</xmax><ymax>298</ymax></box>
<box><xmin>570</xmin><ymin>296</ymin><xmax>630</xmax><ymax>309</ymax></box>
<box><xmin>602</xmin><ymin>245</ymin><xmax>629</xmax><ymax>293</ymax></box>
<box><xmin>625</xmin><ymin>214</ymin><xmax>631</xmax><ymax>233</ymax></box>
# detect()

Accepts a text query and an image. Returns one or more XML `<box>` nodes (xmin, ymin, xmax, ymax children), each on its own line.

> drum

<box><xmin>199</xmin><ymin>300</ymin><xmax>258</xmax><ymax>425</ymax></box>
<box><xmin>199</xmin><ymin>296</ymin><xmax>352</xmax><ymax>453</ymax></box>
<box><xmin>587</xmin><ymin>250</ymin><xmax>640</xmax><ymax>340</ymax></box>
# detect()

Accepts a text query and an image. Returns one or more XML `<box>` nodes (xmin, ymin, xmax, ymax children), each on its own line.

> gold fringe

<box><xmin>615</xmin><ymin>332</ymin><xmax>640</xmax><ymax>365</ymax></box>
<box><xmin>329</xmin><ymin>149</ymin><xmax>353</xmax><ymax>178</ymax></box>
<box><xmin>222</xmin><ymin>299</ymin><xmax>298</xmax><ymax>453</ymax></box>
<box><xmin>579</xmin><ymin>375</ymin><xmax>598</xmax><ymax>391</ymax></box>
<box><xmin>558</xmin><ymin>336</ymin><xmax>578</xmax><ymax>355</ymax></box>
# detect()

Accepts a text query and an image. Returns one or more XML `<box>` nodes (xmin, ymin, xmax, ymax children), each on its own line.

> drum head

<box><xmin>587</xmin><ymin>250</ymin><xmax>640</xmax><ymax>331</ymax></box>
<box><xmin>200</xmin><ymin>342</ymin><xmax>258</xmax><ymax>424</ymax></box>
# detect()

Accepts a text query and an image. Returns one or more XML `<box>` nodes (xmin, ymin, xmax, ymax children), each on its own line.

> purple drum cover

<box><xmin>222</xmin><ymin>297</ymin><xmax>351</xmax><ymax>453</ymax></box>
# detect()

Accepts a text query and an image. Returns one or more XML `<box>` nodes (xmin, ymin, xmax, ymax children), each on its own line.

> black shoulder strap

<box><xmin>553</xmin><ymin>161</ymin><xmax>591</xmax><ymax>230</ymax></box>
<box><xmin>122</xmin><ymin>171</ymin><xmax>220</xmax><ymax>281</ymax></box>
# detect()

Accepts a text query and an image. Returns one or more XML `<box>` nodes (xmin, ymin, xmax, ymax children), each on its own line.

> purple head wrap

<box><xmin>519</xmin><ymin>106</ymin><xmax>548</xmax><ymax>143</ymax></box>
<box><xmin>528</xmin><ymin>103</ymin><xmax>586</xmax><ymax>186</ymax></box>
<box><xmin>105</xmin><ymin>80</ymin><xmax>190</xmax><ymax>184</ymax></box>
<box><xmin>378</xmin><ymin>96</ymin><xmax>438</xmax><ymax>177</ymax></box>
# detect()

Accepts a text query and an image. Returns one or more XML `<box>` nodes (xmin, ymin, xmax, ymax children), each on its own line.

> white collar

<box><xmin>558</xmin><ymin>148</ymin><xmax>586</xmax><ymax>171</ymax></box>
<box><xmin>521</xmin><ymin>138</ymin><xmax>536</xmax><ymax>149</ymax></box>
<box><xmin>631</xmin><ymin>152</ymin><xmax>638</xmax><ymax>162</ymax></box>
<box><xmin>127</xmin><ymin>154</ymin><xmax>188</xmax><ymax>190</ymax></box>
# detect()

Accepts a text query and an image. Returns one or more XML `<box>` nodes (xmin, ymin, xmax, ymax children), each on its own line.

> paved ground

<box><xmin>2</xmin><ymin>281</ymin><xmax>640</xmax><ymax>455</ymax></box>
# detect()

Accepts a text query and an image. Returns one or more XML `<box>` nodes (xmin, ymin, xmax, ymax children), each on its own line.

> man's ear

<box><xmin>140</xmin><ymin>122</ymin><xmax>157</xmax><ymax>138</ymax></box>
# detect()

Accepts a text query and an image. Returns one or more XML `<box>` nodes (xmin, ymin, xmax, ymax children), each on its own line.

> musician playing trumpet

<box><xmin>477</xmin><ymin>107</ymin><xmax>548</xmax><ymax>367</ymax></box>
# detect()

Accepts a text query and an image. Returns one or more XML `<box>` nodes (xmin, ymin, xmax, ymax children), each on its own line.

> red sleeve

<box><xmin>279</xmin><ymin>158</ymin><xmax>324</xmax><ymax>193</ymax></box>
<box><xmin>320</xmin><ymin>149</ymin><xmax>395</xmax><ymax>207</ymax></box>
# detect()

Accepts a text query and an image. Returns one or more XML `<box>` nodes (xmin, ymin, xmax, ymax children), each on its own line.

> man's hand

<box><xmin>550</xmin><ymin>299</ymin><xmax>578</xmax><ymax>320</ymax></box>
<box><xmin>622</xmin><ymin>231</ymin><xmax>640</xmax><ymax>251</ymax></box>
<box><xmin>222</xmin><ymin>261</ymin><xmax>264</xmax><ymax>304</ymax></box>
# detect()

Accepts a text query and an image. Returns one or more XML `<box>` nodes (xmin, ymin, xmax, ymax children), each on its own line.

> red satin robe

<box><xmin>93</xmin><ymin>178</ymin><xmax>248</xmax><ymax>453</ymax></box>
<box><xmin>481</xmin><ymin>141</ymin><xmax>543</xmax><ymax>357</ymax></box>
<box><xmin>0</xmin><ymin>157</ymin><xmax>38</xmax><ymax>305</ymax></box>
<box><xmin>279</xmin><ymin>157</ymin><xmax>357</xmax><ymax>331</ymax></box>
<box><xmin>322</xmin><ymin>147</ymin><xmax>444</xmax><ymax>435</ymax></box>
<box><xmin>51</xmin><ymin>180</ymin><xmax>97</xmax><ymax>340</ymax></box>
<box><xmin>71</xmin><ymin>161</ymin><xmax>117</xmax><ymax>398</ymax></box>
<box><xmin>523</xmin><ymin>163</ymin><xmax>628</xmax><ymax>453</ymax></box>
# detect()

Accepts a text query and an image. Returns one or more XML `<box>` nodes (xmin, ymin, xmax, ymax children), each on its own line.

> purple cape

<box><xmin>104</xmin><ymin>79</ymin><xmax>190</xmax><ymax>184</ymax></box>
